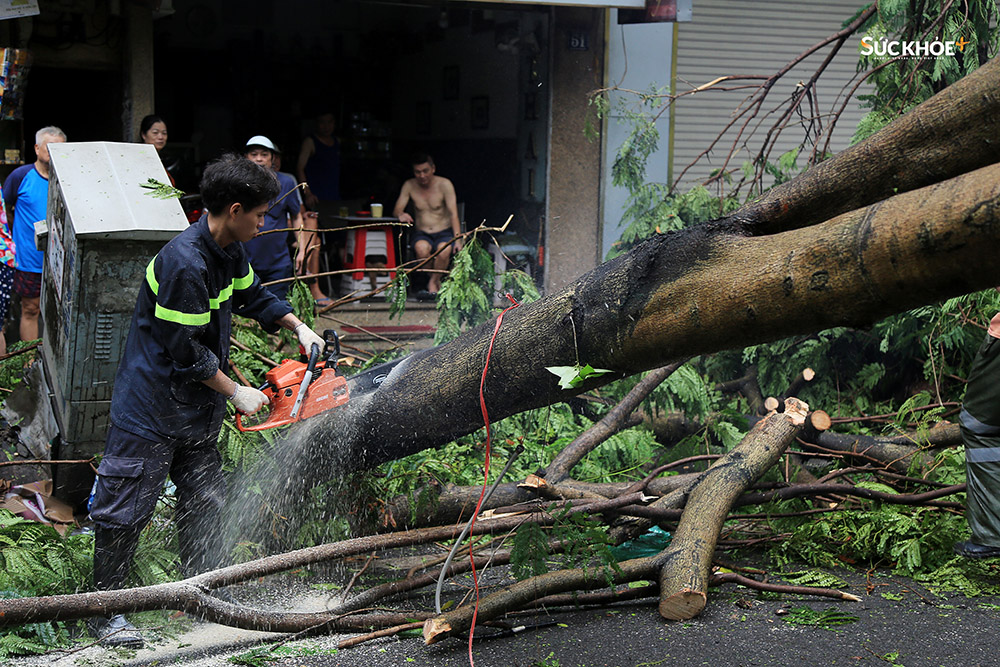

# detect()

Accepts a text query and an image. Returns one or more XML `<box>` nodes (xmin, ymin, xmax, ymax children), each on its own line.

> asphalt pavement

<box><xmin>8</xmin><ymin>563</ymin><xmax>1000</xmax><ymax>667</ymax></box>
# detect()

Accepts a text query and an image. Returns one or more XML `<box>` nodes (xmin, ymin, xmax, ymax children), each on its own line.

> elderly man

<box><xmin>3</xmin><ymin>126</ymin><xmax>66</xmax><ymax>341</ymax></box>
<box><xmin>244</xmin><ymin>135</ymin><xmax>305</xmax><ymax>301</ymax></box>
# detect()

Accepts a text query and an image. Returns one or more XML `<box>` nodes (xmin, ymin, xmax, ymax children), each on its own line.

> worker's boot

<box><xmin>85</xmin><ymin>614</ymin><xmax>144</xmax><ymax>649</ymax></box>
<box><xmin>88</xmin><ymin>526</ymin><xmax>144</xmax><ymax>649</ymax></box>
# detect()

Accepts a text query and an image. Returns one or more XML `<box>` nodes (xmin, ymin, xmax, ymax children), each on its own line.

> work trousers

<box><xmin>962</xmin><ymin>425</ymin><xmax>1000</xmax><ymax>547</ymax></box>
<box><xmin>90</xmin><ymin>425</ymin><xmax>226</xmax><ymax>590</ymax></box>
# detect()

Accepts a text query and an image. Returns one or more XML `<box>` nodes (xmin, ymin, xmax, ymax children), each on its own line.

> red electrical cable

<box><xmin>467</xmin><ymin>293</ymin><xmax>520</xmax><ymax>667</ymax></box>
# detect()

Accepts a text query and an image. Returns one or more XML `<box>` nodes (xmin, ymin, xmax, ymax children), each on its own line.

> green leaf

<box><xmin>545</xmin><ymin>364</ymin><xmax>613</xmax><ymax>390</ymax></box>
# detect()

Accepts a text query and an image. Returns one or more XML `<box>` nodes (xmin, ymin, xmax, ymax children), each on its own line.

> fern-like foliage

<box><xmin>0</xmin><ymin>511</ymin><xmax>93</xmax><ymax>655</ymax></box>
<box><xmin>510</xmin><ymin>504</ymin><xmax>621</xmax><ymax>587</ymax></box>
<box><xmin>385</xmin><ymin>272</ymin><xmax>410</xmax><ymax>319</ymax></box>
<box><xmin>434</xmin><ymin>240</ymin><xmax>495</xmax><ymax>344</ymax></box>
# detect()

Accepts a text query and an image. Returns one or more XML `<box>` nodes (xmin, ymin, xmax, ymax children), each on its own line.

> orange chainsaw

<box><xmin>236</xmin><ymin>329</ymin><xmax>350</xmax><ymax>432</ymax></box>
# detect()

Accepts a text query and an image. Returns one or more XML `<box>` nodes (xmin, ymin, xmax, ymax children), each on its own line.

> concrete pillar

<box><xmin>123</xmin><ymin>2</ymin><xmax>154</xmax><ymax>142</ymax></box>
<box><xmin>544</xmin><ymin>7</ymin><xmax>605</xmax><ymax>294</ymax></box>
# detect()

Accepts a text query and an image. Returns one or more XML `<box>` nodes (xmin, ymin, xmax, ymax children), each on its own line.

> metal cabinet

<box><xmin>42</xmin><ymin>142</ymin><xmax>189</xmax><ymax>500</ymax></box>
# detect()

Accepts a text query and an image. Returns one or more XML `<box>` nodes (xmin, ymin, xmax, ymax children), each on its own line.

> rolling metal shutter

<box><xmin>671</xmin><ymin>0</ymin><xmax>869</xmax><ymax>193</ymax></box>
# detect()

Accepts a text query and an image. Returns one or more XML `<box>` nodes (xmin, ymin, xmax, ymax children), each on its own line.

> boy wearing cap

<box><xmin>244</xmin><ymin>135</ymin><xmax>304</xmax><ymax>300</ymax></box>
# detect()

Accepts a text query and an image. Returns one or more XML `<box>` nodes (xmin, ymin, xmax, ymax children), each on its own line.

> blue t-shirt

<box><xmin>3</xmin><ymin>165</ymin><xmax>48</xmax><ymax>273</ymax></box>
<box><xmin>244</xmin><ymin>171</ymin><xmax>300</xmax><ymax>277</ymax></box>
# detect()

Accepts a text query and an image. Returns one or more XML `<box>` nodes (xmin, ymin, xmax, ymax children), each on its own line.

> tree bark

<box><xmin>800</xmin><ymin>430</ymin><xmax>934</xmax><ymax>473</ymax></box>
<box><xmin>658</xmin><ymin>398</ymin><xmax>809</xmax><ymax>620</ymax></box>
<box><xmin>383</xmin><ymin>474</ymin><xmax>699</xmax><ymax>529</ymax></box>
<box><xmin>735</xmin><ymin>56</ymin><xmax>1000</xmax><ymax>235</ymax></box>
<box><xmin>308</xmin><ymin>59</ymin><xmax>1000</xmax><ymax>471</ymax></box>
<box><xmin>0</xmin><ymin>513</ymin><xmax>551</xmax><ymax>629</ymax></box>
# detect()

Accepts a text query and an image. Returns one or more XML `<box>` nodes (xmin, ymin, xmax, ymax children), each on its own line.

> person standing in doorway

<box><xmin>296</xmin><ymin>111</ymin><xmax>341</xmax><ymax>209</ymax></box>
<box><xmin>3</xmin><ymin>126</ymin><xmax>66</xmax><ymax>342</ymax></box>
<box><xmin>139</xmin><ymin>114</ymin><xmax>175</xmax><ymax>186</ymax></box>
<box><xmin>393</xmin><ymin>153</ymin><xmax>462</xmax><ymax>299</ymax></box>
<box><xmin>296</xmin><ymin>111</ymin><xmax>340</xmax><ymax>304</ymax></box>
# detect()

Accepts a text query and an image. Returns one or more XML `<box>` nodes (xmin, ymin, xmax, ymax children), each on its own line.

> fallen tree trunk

<box><xmin>0</xmin><ymin>513</ymin><xmax>549</xmax><ymax>629</ymax></box>
<box><xmin>305</xmin><ymin>59</ymin><xmax>1000</xmax><ymax>472</ymax></box>
<box><xmin>383</xmin><ymin>473</ymin><xmax>699</xmax><ymax>529</ymax></box>
<box><xmin>657</xmin><ymin>398</ymin><xmax>809</xmax><ymax>620</ymax></box>
<box><xmin>331</xmin><ymin>152</ymin><xmax>1000</xmax><ymax>471</ymax></box>
<box><xmin>800</xmin><ymin>430</ymin><xmax>935</xmax><ymax>473</ymax></box>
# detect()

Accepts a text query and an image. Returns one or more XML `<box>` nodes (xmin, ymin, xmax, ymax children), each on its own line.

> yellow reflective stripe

<box><xmin>145</xmin><ymin>255</ymin><xmax>255</xmax><ymax>326</ymax></box>
<box><xmin>154</xmin><ymin>303</ymin><xmax>211</xmax><ymax>326</ymax></box>
<box><xmin>145</xmin><ymin>257</ymin><xmax>159</xmax><ymax>294</ymax></box>
<box><xmin>210</xmin><ymin>283</ymin><xmax>234</xmax><ymax>310</ymax></box>
<box><xmin>234</xmin><ymin>267</ymin><xmax>255</xmax><ymax>290</ymax></box>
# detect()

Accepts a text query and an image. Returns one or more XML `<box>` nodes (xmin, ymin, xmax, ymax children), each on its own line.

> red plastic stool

<box><xmin>346</xmin><ymin>227</ymin><xmax>397</xmax><ymax>281</ymax></box>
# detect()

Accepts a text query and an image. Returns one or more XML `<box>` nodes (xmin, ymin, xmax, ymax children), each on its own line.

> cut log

<box><xmin>782</xmin><ymin>367</ymin><xmax>816</xmax><ymax>400</ymax></box>
<box><xmin>657</xmin><ymin>397</ymin><xmax>809</xmax><ymax>621</ymax></box>
<box><xmin>809</xmin><ymin>410</ymin><xmax>832</xmax><ymax>431</ymax></box>
<box><xmin>800</xmin><ymin>430</ymin><xmax>932</xmax><ymax>473</ymax></box>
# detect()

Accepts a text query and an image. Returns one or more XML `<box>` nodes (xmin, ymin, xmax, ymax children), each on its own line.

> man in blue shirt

<box><xmin>244</xmin><ymin>135</ymin><xmax>304</xmax><ymax>300</ymax></box>
<box><xmin>86</xmin><ymin>153</ymin><xmax>325</xmax><ymax>648</ymax></box>
<box><xmin>3</xmin><ymin>126</ymin><xmax>66</xmax><ymax>342</ymax></box>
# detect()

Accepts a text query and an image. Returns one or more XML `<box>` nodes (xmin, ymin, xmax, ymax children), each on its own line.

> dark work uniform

<box><xmin>89</xmin><ymin>216</ymin><xmax>292</xmax><ymax>590</ymax></box>
<box><xmin>959</xmin><ymin>312</ymin><xmax>1000</xmax><ymax>547</ymax></box>
<box><xmin>244</xmin><ymin>171</ymin><xmax>301</xmax><ymax>301</ymax></box>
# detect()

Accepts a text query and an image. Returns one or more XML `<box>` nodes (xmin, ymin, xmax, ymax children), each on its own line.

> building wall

<box><xmin>545</xmin><ymin>6</ymin><xmax>605</xmax><ymax>294</ymax></box>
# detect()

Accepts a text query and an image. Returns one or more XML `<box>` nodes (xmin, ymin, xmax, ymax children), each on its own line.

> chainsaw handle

<box><xmin>323</xmin><ymin>329</ymin><xmax>340</xmax><ymax>363</ymax></box>
<box><xmin>306</xmin><ymin>342</ymin><xmax>321</xmax><ymax>372</ymax></box>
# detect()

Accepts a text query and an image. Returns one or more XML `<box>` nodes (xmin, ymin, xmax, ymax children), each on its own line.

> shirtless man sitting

<box><xmin>393</xmin><ymin>153</ymin><xmax>462</xmax><ymax>299</ymax></box>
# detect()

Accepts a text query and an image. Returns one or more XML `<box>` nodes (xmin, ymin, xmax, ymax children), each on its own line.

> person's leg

<box><xmin>0</xmin><ymin>263</ymin><xmax>14</xmax><ymax>356</ymax></box>
<box><xmin>300</xmin><ymin>213</ymin><xmax>329</xmax><ymax>301</ymax></box>
<box><xmin>170</xmin><ymin>436</ymin><xmax>227</xmax><ymax>577</ymax></box>
<box><xmin>88</xmin><ymin>426</ymin><xmax>173</xmax><ymax>647</ymax></box>
<box><xmin>959</xmin><ymin>426</ymin><xmax>1000</xmax><ymax>556</ymax></box>
<box><xmin>413</xmin><ymin>237</ymin><xmax>434</xmax><ymax>295</ymax></box>
<box><xmin>19</xmin><ymin>296</ymin><xmax>38</xmax><ymax>341</ymax></box>
<box><xmin>13</xmin><ymin>270</ymin><xmax>41</xmax><ymax>341</ymax></box>
<box><xmin>428</xmin><ymin>242</ymin><xmax>453</xmax><ymax>294</ymax></box>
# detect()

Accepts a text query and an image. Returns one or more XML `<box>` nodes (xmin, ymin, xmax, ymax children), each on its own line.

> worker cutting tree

<box><xmin>85</xmin><ymin>154</ymin><xmax>325</xmax><ymax>648</ymax></box>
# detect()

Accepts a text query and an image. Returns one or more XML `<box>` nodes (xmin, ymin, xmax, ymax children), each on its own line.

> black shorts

<box><xmin>13</xmin><ymin>269</ymin><xmax>41</xmax><ymax>299</ymax></box>
<box><xmin>412</xmin><ymin>228</ymin><xmax>454</xmax><ymax>251</ymax></box>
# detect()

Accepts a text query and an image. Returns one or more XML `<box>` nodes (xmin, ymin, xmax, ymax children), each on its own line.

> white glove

<box><xmin>229</xmin><ymin>385</ymin><xmax>269</xmax><ymax>414</ymax></box>
<box><xmin>295</xmin><ymin>323</ymin><xmax>325</xmax><ymax>355</ymax></box>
